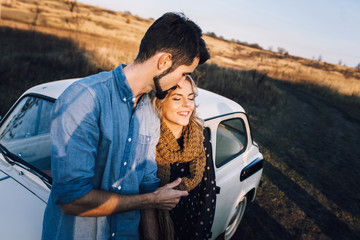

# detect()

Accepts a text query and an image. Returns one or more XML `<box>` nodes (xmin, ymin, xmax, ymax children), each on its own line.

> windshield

<box><xmin>0</xmin><ymin>95</ymin><xmax>53</xmax><ymax>178</ymax></box>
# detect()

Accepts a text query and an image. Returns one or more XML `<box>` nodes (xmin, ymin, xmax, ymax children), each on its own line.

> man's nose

<box><xmin>176</xmin><ymin>77</ymin><xmax>186</xmax><ymax>89</ymax></box>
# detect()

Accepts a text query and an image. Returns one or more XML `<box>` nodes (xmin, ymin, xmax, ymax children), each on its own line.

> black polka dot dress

<box><xmin>169</xmin><ymin>129</ymin><xmax>216</xmax><ymax>240</ymax></box>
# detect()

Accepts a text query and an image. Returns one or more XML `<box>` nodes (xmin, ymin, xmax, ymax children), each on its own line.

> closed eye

<box><xmin>188</xmin><ymin>93</ymin><xmax>195</xmax><ymax>101</ymax></box>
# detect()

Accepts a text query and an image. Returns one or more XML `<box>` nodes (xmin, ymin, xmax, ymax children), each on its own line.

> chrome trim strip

<box><xmin>0</xmin><ymin>176</ymin><xmax>10</xmax><ymax>181</ymax></box>
<box><xmin>204</xmin><ymin>111</ymin><xmax>244</xmax><ymax>121</ymax></box>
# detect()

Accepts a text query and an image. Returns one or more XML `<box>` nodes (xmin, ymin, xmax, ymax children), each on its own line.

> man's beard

<box><xmin>153</xmin><ymin>66</ymin><xmax>176</xmax><ymax>99</ymax></box>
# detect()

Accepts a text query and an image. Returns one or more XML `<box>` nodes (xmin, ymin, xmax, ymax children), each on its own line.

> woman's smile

<box><xmin>177</xmin><ymin>111</ymin><xmax>190</xmax><ymax>116</ymax></box>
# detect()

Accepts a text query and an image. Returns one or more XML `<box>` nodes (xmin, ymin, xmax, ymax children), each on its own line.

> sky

<box><xmin>78</xmin><ymin>0</ymin><xmax>360</xmax><ymax>68</ymax></box>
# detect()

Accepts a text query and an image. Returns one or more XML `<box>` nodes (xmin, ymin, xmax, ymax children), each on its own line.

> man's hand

<box><xmin>60</xmin><ymin>178</ymin><xmax>188</xmax><ymax>216</ymax></box>
<box><xmin>151</xmin><ymin>178</ymin><xmax>188</xmax><ymax>210</ymax></box>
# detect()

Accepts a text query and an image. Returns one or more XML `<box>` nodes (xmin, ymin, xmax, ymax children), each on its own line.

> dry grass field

<box><xmin>1</xmin><ymin>1</ymin><xmax>359</xmax><ymax>239</ymax></box>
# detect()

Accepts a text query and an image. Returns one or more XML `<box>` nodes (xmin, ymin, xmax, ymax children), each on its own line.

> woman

<box><xmin>154</xmin><ymin>75</ymin><xmax>216</xmax><ymax>240</ymax></box>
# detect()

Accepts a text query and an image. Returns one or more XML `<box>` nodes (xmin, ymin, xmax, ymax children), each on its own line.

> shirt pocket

<box><xmin>134</xmin><ymin>133</ymin><xmax>158</xmax><ymax>177</ymax></box>
<box><xmin>138</xmin><ymin>134</ymin><xmax>152</xmax><ymax>144</ymax></box>
<box><xmin>135</xmin><ymin>134</ymin><xmax>152</xmax><ymax>162</ymax></box>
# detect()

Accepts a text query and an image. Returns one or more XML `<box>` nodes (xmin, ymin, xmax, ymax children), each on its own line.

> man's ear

<box><xmin>158</xmin><ymin>53</ymin><xmax>173</xmax><ymax>71</ymax></box>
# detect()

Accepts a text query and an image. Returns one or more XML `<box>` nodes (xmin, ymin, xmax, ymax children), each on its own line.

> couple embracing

<box><xmin>42</xmin><ymin>12</ymin><xmax>216</xmax><ymax>240</ymax></box>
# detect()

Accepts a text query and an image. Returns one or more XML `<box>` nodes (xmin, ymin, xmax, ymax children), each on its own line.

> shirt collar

<box><xmin>112</xmin><ymin>64</ymin><xmax>137</xmax><ymax>104</ymax></box>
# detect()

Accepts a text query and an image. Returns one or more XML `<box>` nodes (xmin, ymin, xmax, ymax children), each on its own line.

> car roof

<box><xmin>23</xmin><ymin>78</ymin><xmax>245</xmax><ymax>120</ymax></box>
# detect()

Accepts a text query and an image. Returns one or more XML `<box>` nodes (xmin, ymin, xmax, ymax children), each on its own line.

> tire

<box><xmin>217</xmin><ymin>196</ymin><xmax>247</xmax><ymax>240</ymax></box>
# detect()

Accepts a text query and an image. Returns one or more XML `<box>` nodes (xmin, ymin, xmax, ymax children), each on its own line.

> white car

<box><xmin>0</xmin><ymin>79</ymin><xmax>263</xmax><ymax>240</ymax></box>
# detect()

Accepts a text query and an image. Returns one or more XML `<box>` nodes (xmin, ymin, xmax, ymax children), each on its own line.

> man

<box><xmin>42</xmin><ymin>12</ymin><xmax>210</xmax><ymax>240</ymax></box>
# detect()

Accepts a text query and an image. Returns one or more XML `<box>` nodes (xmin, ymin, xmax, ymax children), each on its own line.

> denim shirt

<box><xmin>42</xmin><ymin>65</ymin><xmax>160</xmax><ymax>240</ymax></box>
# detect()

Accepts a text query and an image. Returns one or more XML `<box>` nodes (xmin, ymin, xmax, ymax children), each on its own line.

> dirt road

<box><xmin>232</xmin><ymin>82</ymin><xmax>360</xmax><ymax>239</ymax></box>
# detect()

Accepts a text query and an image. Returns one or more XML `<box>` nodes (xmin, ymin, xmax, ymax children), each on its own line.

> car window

<box><xmin>0</xmin><ymin>96</ymin><xmax>53</xmax><ymax>173</ymax></box>
<box><xmin>215</xmin><ymin>118</ymin><xmax>247</xmax><ymax>167</ymax></box>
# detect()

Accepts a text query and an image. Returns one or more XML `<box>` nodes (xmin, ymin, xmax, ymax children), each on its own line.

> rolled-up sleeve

<box><xmin>50</xmin><ymin>83</ymin><xmax>100</xmax><ymax>204</ymax></box>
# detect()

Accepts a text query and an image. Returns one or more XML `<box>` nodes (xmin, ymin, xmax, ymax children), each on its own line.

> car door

<box><xmin>205</xmin><ymin>113</ymin><xmax>254</xmax><ymax>237</ymax></box>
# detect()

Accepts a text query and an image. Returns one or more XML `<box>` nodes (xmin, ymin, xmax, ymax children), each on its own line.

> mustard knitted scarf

<box><xmin>156</xmin><ymin>121</ymin><xmax>206</xmax><ymax>191</ymax></box>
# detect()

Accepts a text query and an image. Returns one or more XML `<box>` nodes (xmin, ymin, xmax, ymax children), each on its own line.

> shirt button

<box><xmin>117</xmin><ymin>186</ymin><xmax>122</xmax><ymax>190</ymax></box>
<box><xmin>132</xmin><ymin>97</ymin><xmax>136</xmax><ymax>102</ymax></box>
<box><xmin>147</xmin><ymin>137</ymin><xmax>150</xmax><ymax>142</ymax></box>
<box><xmin>112</xmin><ymin>232</ymin><xmax>115</xmax><ymax>237</ymax></box>
<box><xmin>128</xmin><ymin>138</ymin><xmax>132</xmax><ymax>142</ymax></box>
<box><xmin>124</xmin><ymin>162</ymin><xmax>127</xmax><ymax>166</ymax></box>
<box><xmin>123</xmin><ymin>97</ymin><xmax>126</xmax><ymax>102</ymax></box>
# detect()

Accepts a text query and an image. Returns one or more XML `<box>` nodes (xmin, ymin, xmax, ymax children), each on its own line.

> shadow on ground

<box><xmin>0</xmin><ymin>26</ymin><xmax>103</xmax><ymax>116</ymax></box>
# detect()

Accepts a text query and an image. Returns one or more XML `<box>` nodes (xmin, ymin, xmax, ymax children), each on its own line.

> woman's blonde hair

<box><xmin>153</xmin><ymin>75</ymin><xmax>204</xmax><ymax>129</ymax></box>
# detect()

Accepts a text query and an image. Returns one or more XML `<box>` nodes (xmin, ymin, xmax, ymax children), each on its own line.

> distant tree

<box><xmin>318</xmin><ymin>55</ymin><xmax>322</xmax><ymax>62</ymax></box>
<box><xmin>30</xmin><ymin>2</ymin><xmax>41</xmax><ymax>31</ymax></box>
<box><xmin>338</xmin><ymin>60</ymin><xmax>342</xmax><ymax>65</ymax></box>
<box><xmin>356</xmin><ymin>63</ymin><xmax>360</xmax><ymax>71</ymax></box>
<box><xmin>64</xmin><ymin>0</ymin><xmax>89</xmax><ymax>41</ymax></box>
<box><xmin>206</xmin><ymin>32</ymin><xmax>217</xmax><ymax>38</ymax></box>
<box><xmin>248</xmin><ymin>43</ymin><xmax>263</xmax><ymax>50</ymax></box>
<box><xmin>277</xmin><ymin>47</ymin><xmax>286</xmax><ymax>54</ymax></box>
<box><xmin>268</xmin><ymin>46</ymin><xmax>273</xmax><ymax>51</ymax></box>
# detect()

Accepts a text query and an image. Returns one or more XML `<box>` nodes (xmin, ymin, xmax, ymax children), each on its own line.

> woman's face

<box><xmin>161</xmin><ymin>80</ymin><xmax>195</xmax><ymax>131</ymax></box>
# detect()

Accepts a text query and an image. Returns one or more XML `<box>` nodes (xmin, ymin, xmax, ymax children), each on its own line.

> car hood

<box><xmin>0</xmin><ymin>160</ymin><xmax>48</xmax><ymax>239</ymax></box>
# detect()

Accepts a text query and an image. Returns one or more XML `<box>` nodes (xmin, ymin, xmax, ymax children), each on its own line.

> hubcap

<box><xmin>224</xmin><ymin>196</ymin><xmax>247</xmax><ymax>240</ymax></box>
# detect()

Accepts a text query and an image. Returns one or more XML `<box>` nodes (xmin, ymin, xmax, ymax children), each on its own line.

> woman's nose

<box><xmin>182</xmin><ymin>99</ymin><xmax>190</xmax><ymax>107</ymax></box>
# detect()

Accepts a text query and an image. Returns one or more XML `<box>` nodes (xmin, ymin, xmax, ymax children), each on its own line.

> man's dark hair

<box><xmin>135</xmin><ymin>12</ymin><xmax>210</xmax><ymax>69</ymax></box>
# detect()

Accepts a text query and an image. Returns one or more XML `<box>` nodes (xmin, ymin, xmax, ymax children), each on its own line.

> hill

<box><xmin>1</xmin><ymin>1</ymin><xmax>359</xmax><ymax>239</ymax></box>
<box><xmin>1</xmin><ymin>0</ymin><xmax>359</xmax><ymax>119</ymax></box>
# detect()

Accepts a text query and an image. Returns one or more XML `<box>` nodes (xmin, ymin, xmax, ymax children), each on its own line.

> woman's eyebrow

<box><xmin>171</xmin><ymin>92</ymin><xmax>195</xmax><ymax>97</ymax></box>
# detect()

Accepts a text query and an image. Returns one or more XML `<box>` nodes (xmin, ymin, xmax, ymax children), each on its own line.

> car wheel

<box><xmin>218</xmin><ymin>196</ymin><xmax>247</xmax><ymax>240</ymax></box>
